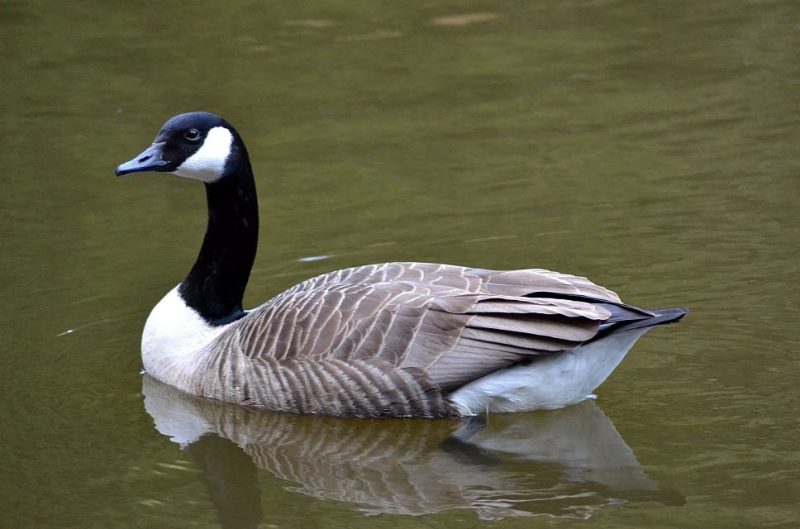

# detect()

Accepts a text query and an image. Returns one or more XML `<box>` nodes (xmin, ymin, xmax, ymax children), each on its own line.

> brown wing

<box><xmin>213</xmin><ymin>263</ymin><xmax>618</xmax><ymax>393</ymax></box>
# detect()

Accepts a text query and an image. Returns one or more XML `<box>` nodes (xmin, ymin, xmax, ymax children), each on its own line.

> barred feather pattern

<box><xmin>180</xmin><ymin>262</ymin><xmax>622</xmax><ymax>417</ymax></box>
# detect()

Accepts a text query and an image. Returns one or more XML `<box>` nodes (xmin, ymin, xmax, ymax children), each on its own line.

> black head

<box><xmin>115</xmin><ymin>112</ymin><xmax>243</xmax><ymax>183</ymax></box>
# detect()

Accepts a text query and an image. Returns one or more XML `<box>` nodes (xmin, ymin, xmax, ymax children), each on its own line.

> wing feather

<box><xmin>214</xmin><ymin>263</ymin><xmax>621</xmax><ymax>397</ymax></box>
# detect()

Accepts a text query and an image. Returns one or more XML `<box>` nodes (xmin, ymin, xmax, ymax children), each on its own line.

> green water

<box><xmin>1</xmin><ymin>1</ymin><xmax>798</xmax><ymax>528</ymax></box>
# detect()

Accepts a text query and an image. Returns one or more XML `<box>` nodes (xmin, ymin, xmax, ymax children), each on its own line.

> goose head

<box><xmin>115</xmin><ymin>111</ymin><xmax>245</xmax><ymax>184</ymax></box>
<box><xmin>115</xmin><ymin>111</ymin><xmax>259</xmax><ymax>328</ymax></box>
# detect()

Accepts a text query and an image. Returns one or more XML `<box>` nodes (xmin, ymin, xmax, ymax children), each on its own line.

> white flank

<box><xmin>173</xmin><ymin>126</ymin><xmax>233</xmax><ymax>183</ymax></box>
<box><xmin>141</xmin><ymin>286</ymin><xmax>231</xmax><ymax>392</ymax></box>
<box><xmin>449</xmin><ymin>328</ymin><xmax>650</xmax><ymax>415</ymax></box>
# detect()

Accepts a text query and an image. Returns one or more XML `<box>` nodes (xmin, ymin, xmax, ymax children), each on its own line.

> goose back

<box><xmin>185</xmin><ymin>262</ymin><xmax>627</xmax><ymax>417</ymax></box>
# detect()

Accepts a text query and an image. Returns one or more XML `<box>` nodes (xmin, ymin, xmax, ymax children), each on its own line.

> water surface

<box><xmin>1</xmin><ymin>1</ymin><xmax>798</xmax><ymax>528</ymax></box>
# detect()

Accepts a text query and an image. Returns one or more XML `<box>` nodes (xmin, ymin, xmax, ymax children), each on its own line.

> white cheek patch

<box><xmin>173</xmin><ymin>126</ymin><xmax>233</xmax><ymax>183</ymax></box>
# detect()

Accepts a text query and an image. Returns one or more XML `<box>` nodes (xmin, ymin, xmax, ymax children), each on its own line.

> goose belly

<box><xmin>449</xmin><ymin>328</ymin><xmax>649</xmax><ymax>415</ymax></box>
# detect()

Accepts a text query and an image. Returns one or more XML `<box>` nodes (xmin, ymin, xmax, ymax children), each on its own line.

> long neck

<box><xmin>179</xmin><ymin>161</ymin><xmax>259</xmax><ymax>325</ymax></box>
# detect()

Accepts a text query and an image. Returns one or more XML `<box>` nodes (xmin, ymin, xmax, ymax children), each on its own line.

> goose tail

<box><xmin>600</xmin><ymin>306</ymin><xmax>687</xmax><ymax>335</ymax></box>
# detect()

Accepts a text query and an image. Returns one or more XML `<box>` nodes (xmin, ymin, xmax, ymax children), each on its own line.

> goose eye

<box><xmin>184</xmin><ymin>128</ymin><xmax>201</xmax><ymax>141</ymax></box>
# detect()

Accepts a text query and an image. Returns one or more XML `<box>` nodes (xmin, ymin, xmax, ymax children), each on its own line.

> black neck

<box><xmin>179</xmin><ymin>155</ymin><xmax>259</xmax><ymax>325</ymax></box>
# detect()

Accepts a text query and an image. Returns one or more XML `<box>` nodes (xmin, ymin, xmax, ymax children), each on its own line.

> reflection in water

<box><xmin>142</xmin><ymin>376</ymin><xmax>682</xmax><ymax>523</ymax></box>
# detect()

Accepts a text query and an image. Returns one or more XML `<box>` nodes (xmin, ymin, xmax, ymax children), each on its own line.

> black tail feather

<box><xmin>600</xmin><ymin>307</ymin><xmax>687</xmax><ymax>335</ymax></box>
<box><xmin>526</xmin><ymin>291</ymin><xmax>687</xmax><ymax>338</ymax></box>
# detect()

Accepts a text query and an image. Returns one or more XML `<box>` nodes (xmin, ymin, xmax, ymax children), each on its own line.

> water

<box><xmin>1</xmin><ymin>1</ymin><xmax>798</xmax><ymax>528</ymax></box>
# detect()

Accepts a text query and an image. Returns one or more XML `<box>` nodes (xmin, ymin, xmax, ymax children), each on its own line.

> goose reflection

<box><xmin>142</xmin><ymin>375</ymin><xmax>681</xmax><ymax>523</ymax></box>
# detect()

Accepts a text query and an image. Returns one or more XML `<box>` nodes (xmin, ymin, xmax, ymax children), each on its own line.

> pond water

<box><xmin>1</xmin><ymin>1</ymin><xmax>798</xmax><ymax>528</ymax></box>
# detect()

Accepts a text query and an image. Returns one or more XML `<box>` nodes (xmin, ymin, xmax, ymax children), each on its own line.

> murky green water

<box><xmin>1</xmin><ymin>1</ymin><xmax>798</xmax><ymax>528</ymax></box>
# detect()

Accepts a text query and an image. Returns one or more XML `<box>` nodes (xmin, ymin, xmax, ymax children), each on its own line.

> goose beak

<box><xmin>115</xmin><ymin>142</ymin><xmax>169</xmax><ymax>176</ymax></box>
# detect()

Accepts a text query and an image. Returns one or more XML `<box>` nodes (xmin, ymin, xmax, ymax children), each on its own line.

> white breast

<box><xmin>141</xmin><ymin>286</ymin><xmax>230</xmax><ymax>392</ymax></box>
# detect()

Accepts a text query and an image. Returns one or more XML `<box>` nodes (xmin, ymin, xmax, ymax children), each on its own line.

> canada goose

<box><xmin>116</xmin><ymin>111</ymin><xmax>686</xmax><ymax>418</ymax></box>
